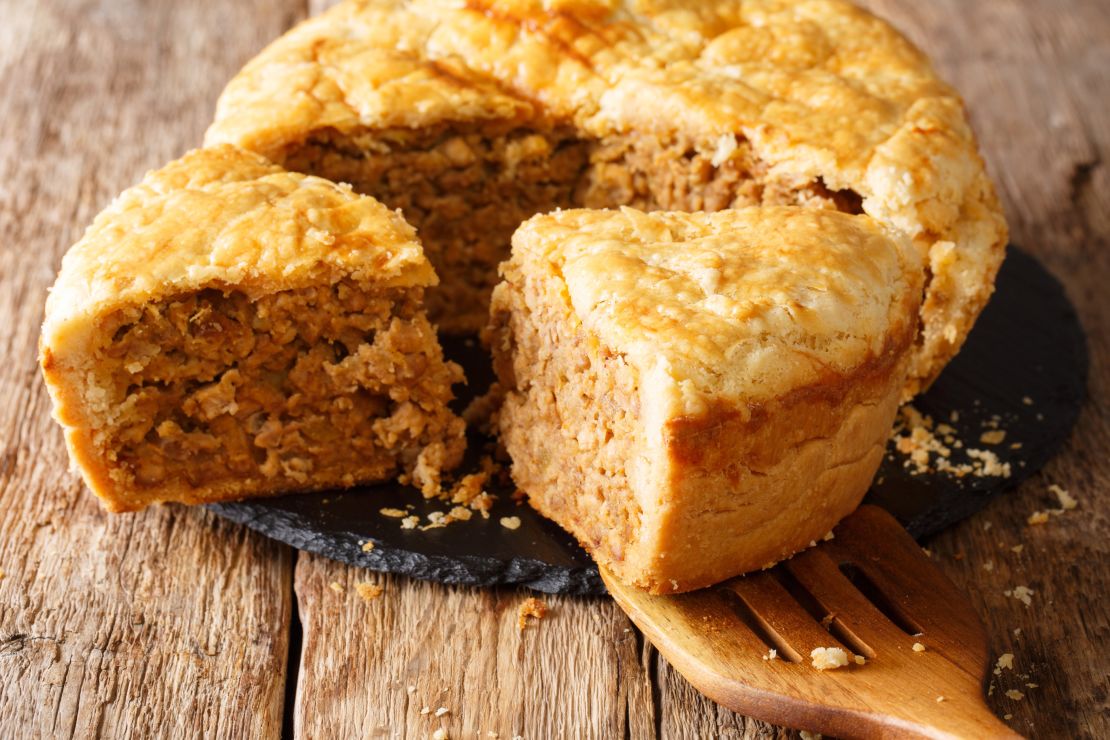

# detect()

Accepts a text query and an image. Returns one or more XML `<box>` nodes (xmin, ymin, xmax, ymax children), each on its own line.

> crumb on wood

<box><xmin>1005</xmin><ymin>689</ymin><xmax>1024</xmax><ymax>701</ymax></box>
<box><xmin>500</xmin><ymin>516</ymin><xmax>521</xmax><ymax>530</ymax></box>
<box><xmin>936</xmin><ymin>696</ymin><xmax>945</xmax><ymax>703</ymax></box>
<box><xmin>854</xmin><ymin>655</ymin><xmax>867</xmax><ymax>665</ymax></box>
<box><xmin>762</xmin><ymin>649</ymin><xmax>778</xmax><ymax>661</ymax></box>
<box><xmin>356</xmin><ymin>582</ymin><xmax>384</xmax><ymax>602</ymax></box>
<box><xmin>912</xmin><ymin>642</ymin><xmax>926</xmax><ymax>652</ymax></box>
<box><xmin>435</xmin><ymin>707</ymin><xmax>449</xmax><ymax>717</ymax></box>
<box><xmin>799</xmin><ymin>730</ymin><xmax>823</xmax><ymax>740</ymax></box>
<box><xmin>810</xmin><ymin>647</ymin><xmax>849</xmax><ymax>670</ymax></box>
<box><xmin>518</xmin><ymin>597</ymin><xmax>548</xmax><ymax>630</ymax></box>
<box><xmin>1027</xmin><ymin>510</ymin><xmax>1051</xmax><ymax>525</ymax></box>
<box><xmin>329</xmin><ymin>581</ymin><xmax>345</xmax><ymax>594</ymax></box>
<box><xmin>1004</xmin><ymin>586</ymin><xmax>1034</xmax><ymax>606</ymax></box>
<box><xmin>1011</xmin><ymin>544</ymin><xmax>1024</xmax><ymax>554</ymax></box>
<box><xmin>1049</xmin><ymin>484</ymin><xmax>1078</xmax><ymax>510</ymax></box>
<box><xmin>433</xmin><ymin>729</ymin><xmax>449</xmax><ymax>740</ymax></box>
<box><xmin>994</xmin><ymin>653</ymin><xmax>1014</xmax><ymax>675</ymax></box>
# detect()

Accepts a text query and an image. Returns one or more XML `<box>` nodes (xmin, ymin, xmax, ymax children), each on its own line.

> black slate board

<box><xmin>209</xmin><ymin>247</ymin><xmax>1088</xmax><ymax>595</ymax></box>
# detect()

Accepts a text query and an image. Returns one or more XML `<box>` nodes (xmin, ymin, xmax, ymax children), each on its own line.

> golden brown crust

<box><xmin>491</xmin><ymin>206</ymin><xmax>922</xmax><ymax>591</ymax></box>
<box><xmin>206</xmin><ymin>0</ymin><xmax>1007</xmax><ymax>393</ymax></box>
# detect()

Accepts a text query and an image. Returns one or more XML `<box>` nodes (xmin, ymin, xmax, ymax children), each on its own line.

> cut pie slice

<box><xmin>40</xmin><ymin>145</ymin><xmax>465</xmax><ymax>512</ymax></box>
<box><xmin>487</xmin><ymin>206</ymin><xmax>923</xmax><ymax>593</ymax></box>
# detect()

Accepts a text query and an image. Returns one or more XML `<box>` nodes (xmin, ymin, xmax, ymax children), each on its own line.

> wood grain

<box><xmin>0</xmin><ymin>1</ymin><xmax>305</xmax><ymax>737</ymax></box>
<box><xmin>0</xmin><ymin>1</ymin><xmax>1106</xmax><ymax>738</ymax></box>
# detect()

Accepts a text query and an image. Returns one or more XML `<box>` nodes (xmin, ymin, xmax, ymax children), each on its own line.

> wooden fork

<box><xmin>602</xmin><ymin>505</ymin><xmax>1019</xmax><ymax>739</ymax></box>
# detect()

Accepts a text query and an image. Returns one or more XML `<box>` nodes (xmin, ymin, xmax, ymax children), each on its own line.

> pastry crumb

<box><xmin>380</xmin><ymin>507</ymin><xmax>407</xmax><ymax>518</ymax></box>
<box><xmin>356</xmin><ymin>582</ymin><xmax>384</xmax><ymax>601</ymax></box>
<box><xmin>762</xmin><ymin>649</ymin><xmax>778</xmax><ymax>661</ymax></box>
<box><xmin>1011</xmin><ymin>544</ymin><xmax>1024</xmax><ymax>554</ymax></box>
<box><xmin>517</xmin><ymin>597</ymin><xmax>548</xmax><ymax>630</ymax></box>
<box><xmin>401</xmin><ymin>515</ymin><xmax>420</xmax><ymax>529</ymax></box>
<box><xmin>854</xmin><ymin>654</ymin><xmax>867</xmax><ymax>665</ymax></box>
<box><xmin>420</xmin><ymin>706</ymin><xmax>430</xmax><ymax>715</ymax></box>
<box><xmin>432</xmin><ymin>729</ymin><xmax>449</xmax><ymax>740</ymax></box>
<box><xmin>994</xmin><ymin>653</ymin><xmax>1014</xmax><ymax>675</ymax></box>
<box><xmin>810</xmin><ymin>647</ymin><xmax>849</xmax><ymax>670</ymax></box>
<box><xmin>328</xmin><ymin>581</ymin><xmax>345</xmax><ymax>594</ymax></box>
<box><xmin>435</xmin><ymin>707</ymin><xmax>449</xmax><ymax>717</ymax></box>
<box><xmin>979</xmin><ymin>430</ymin><xmax>1006</xmax><ymax>445</ymax></box>
<box><xmin>1004</xmin><ymin>586</ymin><xmax>1034</xmax><ymax>606</ymax></box>
<box><xmin>936</xmin><ymin>696</ymin><xmax>945</xmax><ymax>703</ymax></box>
<box><xmin>1027</xmin><ymin>510</ymin><xmax>1050</xmax><ymax>525</ymax></box>
<box><xmin>1005</xmin><ymin>689</ymin><xmax>1024</xmax><ymax>701</ymax></box>
<box><xmin>360</xmin><ymin>540</ymin><xmax>376</xmax><ymax>552</ymax></box>
<box><xmin>407</xmin><ymin>685</ymin><xmax>416</xmax><ymax>693</ymax></box>
<box><xmin>890</xmin><ymin>406</ymin><xmax>1011</xmax><ymax>478</ymax></box>
<box><xmin>500</xmin><ymin>516</ymin><xmax>522</xmax><ymax>530</ymax></box>
<box><xmin>1049</xmin><ymin>484</ymin><xmax>1077</xmax><ymax>510</ymax></box>
<box><xmin>799</xmin><ymin>731</ymin><xmax>822</xmax><ymax>740</ymax></box>
<box><xmin>912</xmin><ymin>642</ymin><xmax>926</xmax><ymax>652</ymax></box>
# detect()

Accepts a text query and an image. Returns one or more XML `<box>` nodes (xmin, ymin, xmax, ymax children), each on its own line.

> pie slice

<box><xmin>487</xmin><ymin>206</ymin><xmax>923</xmax><ymax>593</ymax></box>
<box><xmin>40</xmin><ymin>145</ymin><xmax>465</xmax><ymax>512</ymax></box>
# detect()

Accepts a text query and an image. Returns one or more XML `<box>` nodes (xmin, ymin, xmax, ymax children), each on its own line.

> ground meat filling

<box><xmin>281</xmin><ymin>126</ymin><xmax>863</xmax><ymax>333</ymax></box>
<box><xmin>97</xmin><ymin>281</ymin><xmax>465</xmax><ymax>492</ymax></box>
<box><xmin>283</xmin><ymin>126</ymin><xmax>590</xmax><ymax>332</ymax></box>
<box><xmin>489</xmin><ymin>268</ymin><xmax>645</xmax><ymax>565</ymax></box>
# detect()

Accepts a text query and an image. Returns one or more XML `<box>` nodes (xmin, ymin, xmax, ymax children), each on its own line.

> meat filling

<box><xmin>281</xmin><ymin>126</ymin><xmax>863</xmax><ymax>333</ymax></box>
<box><xmin>95</xmin><ymin>281</ymin><xmax>465</xmax><ymax>495</ymax></box>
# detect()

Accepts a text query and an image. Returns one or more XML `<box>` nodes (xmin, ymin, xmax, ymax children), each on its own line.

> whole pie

<box><xmin>488</xmin><ymin>206</ymin><xmax>922</xmax><ymax>592</ymax></box>
<box><xmin>40</xmin><ymin>146</ymin><xmax>465</xmax><ymax>512</ymax></box>
<box><xmin>205</xmin><ymin>0</ymin><xmax>1007</xmax><ymax>399</ymax></box>
<box><xmin>42</xmin><ymin>0</ymin><xmax>1010</xmax><ymax>592</ymax></box>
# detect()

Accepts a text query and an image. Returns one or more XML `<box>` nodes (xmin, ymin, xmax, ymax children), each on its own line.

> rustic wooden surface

<box><xmin>0</xmin><ymin>1</ymin><xmax>1106</xmax><ymax>738</ymax></box>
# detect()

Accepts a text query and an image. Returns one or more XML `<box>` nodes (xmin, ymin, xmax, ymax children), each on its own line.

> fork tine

<box><xmin>783</xmin><ymin>547</ymin><xmax>915</xmax><ymax>658</ymax></box>
<box><xmin>724</xmin><ymin>571</ymin><xmax>853</xmax><ymax>662</ymax></box>
<box><xmin>823</xmin><ymin>506</ymin><xmax>989</xmax><ymax>674</ymax></box>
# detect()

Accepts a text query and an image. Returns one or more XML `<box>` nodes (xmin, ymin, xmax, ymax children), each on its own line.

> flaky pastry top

<box><xmin>42</xmin><ymin>145</ymin><xmax>435</xmax><ymax>352</ymax></box>
<box><xmin>512</xmin><ymin>206</ymin><xmax>922</xmax><ymax>415</ymax></box>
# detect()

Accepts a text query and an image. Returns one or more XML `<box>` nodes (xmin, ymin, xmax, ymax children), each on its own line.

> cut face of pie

<box><xmin>40</xmin><ymin>146</ymin><xmax>465</xmax><ymax>512</ymax></box>
<box><xmin>205</xmin><ymin>0</ymin><xmax>1007</xmax><ymax>398</ymax></box>
<box><xmin>487</xmin><ymin>206</ymin><xmax>923</xmax><ymax>592</ymax></box>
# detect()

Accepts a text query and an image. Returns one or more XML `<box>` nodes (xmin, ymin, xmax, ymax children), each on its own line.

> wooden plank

<box><xmin>292</xmin><ymin>556</ymin><xmax>660</xmax><ymax>738</ymax></box>
<box><xmin>0</xmin><ymin>1</ymin><xmax>306</xmax><ymax>736</ymax></box>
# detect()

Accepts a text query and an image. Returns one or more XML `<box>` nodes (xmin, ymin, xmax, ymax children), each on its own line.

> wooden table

<box><xmin>1</xmin><ymin>1</ymin><xmax>1106</xmax><ymax>737</ymax></box>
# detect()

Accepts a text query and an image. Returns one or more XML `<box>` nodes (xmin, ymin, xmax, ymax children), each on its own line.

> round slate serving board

<box><xmin>209</xmin><ymin>247</ymin><xmax>1087</xmax><ymax>595</ymax></box>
